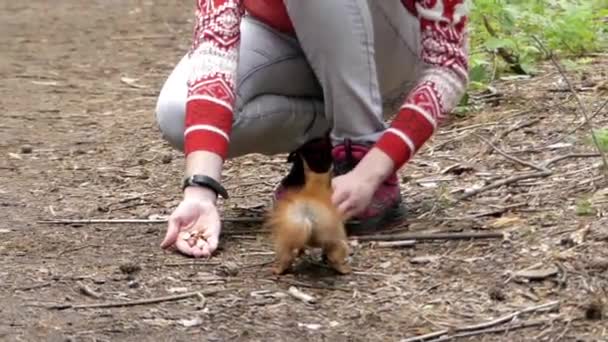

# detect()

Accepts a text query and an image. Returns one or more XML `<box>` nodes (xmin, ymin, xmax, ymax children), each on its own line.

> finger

<box><xmin>160</xmin><ymin>216</ymin><xmax>181</xmax><ymax>249</ymax></box>
<box><xmin>343</xmin><ymin>207</ymin><xmax>358</xmax><ymax>220</ymax></box>
<box><xmin>174</xmin><ymin>238</ymin><xmax>195</xmax><ymax>256</ymax></box>
<box><xmin>203</xmin><ymin>234</ymin><xmax>219</xmax><ymax>256</ymax></box>
<box><xmin>331</xmin><ymin>187</ymin><xmax>349</xmax><ymax>207</ymax></box>
<box><xmin>337</xmin><ymin>196</ymin><xmax>354</xmax><ymax>215</ymax></box>
<box><xmin>190</xmin><ymin>244</ymin><xmax>206</xmax><ymax>258</ymax></box>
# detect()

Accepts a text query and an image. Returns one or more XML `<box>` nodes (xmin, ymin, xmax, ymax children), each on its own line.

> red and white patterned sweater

<box><xmin>184</xmin><ymin>0</ymin><xmax>469</xmax><ymax>171</ymax></box>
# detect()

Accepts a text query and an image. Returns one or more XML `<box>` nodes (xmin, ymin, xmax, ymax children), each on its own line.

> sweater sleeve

<box><xmin>374</xmin><ymin>0</ymin><xmax>470</xmax><ymax>171</ymax></box>
<box><xmin>184</xmin><ymin>0</ymin><xmax>245</xmax><ymax>159</ymax></box>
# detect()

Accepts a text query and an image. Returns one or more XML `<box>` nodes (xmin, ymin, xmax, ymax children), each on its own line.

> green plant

<box><xmin>467</xmin><ymin>0</ymin><xmax>608</xmax><ymax>88</ymax></box>
<box><xmin>588</xmin><ymin>128</ymin><xmax>608</xmax><ymax>152</ymax></box>
<box><xmin>575</xmin><ymin>198</ymin><xmax>595</xmax><ymax>216</ymax></box>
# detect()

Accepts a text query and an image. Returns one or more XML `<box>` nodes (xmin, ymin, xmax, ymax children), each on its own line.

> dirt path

<box><xmin>1</xmin><ymin>1</ymin><xmax>607</xmax><ymax>341</ymax></box>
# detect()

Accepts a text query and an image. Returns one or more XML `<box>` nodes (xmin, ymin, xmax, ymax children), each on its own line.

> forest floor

<box><xmin>1</xmin><ymin>1</ymin><xmax>607</xmax><ymax>341</ymax></box>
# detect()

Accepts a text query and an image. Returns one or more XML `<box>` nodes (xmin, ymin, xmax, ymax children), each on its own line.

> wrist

<box><xmin>184</xmin><ymin>185</ymin><xmax>218</xmax><ymax>203</ymax></box>
<box><xmin>352</xmin><ymin>147</ymin><xmax>395</xmax><ymax>186</ymax></box>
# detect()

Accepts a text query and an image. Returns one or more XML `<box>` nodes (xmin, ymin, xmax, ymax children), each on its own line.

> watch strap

<box><xmin>182</xmin><ymin>175</ymin><xmax>229</xmax><ymax>199</ymax></box>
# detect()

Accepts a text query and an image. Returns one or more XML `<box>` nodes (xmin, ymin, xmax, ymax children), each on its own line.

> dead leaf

<box><xmin>120</xmin><ymin>76</ymin><xmax>147</xmax><ymax>89</ymax></box>
<box><xmin>379</xmin><ymin>260</ymin><xmax>392</xmax><ymax>269</ymax></box>
<box><xmin>489</xmin><ymin>216</ymin><xmax>523</xmax><ymax>229</ymax></box>
<box><xmin>298</xmin><ymin>323</ymin><xmax>321</xmax><ymax>330</ymax></box>
<box><xmin>410</xmin><ymin>256</ymin><xmax>440</xmax><ymax>264</ymax></box>
<box><xmin>590</xmin><ymin>188</ymin><xmax>608</xmax><ymax>204</ymax></box>
<box><xmin>569</xmin><ymin>224</ymin><xmax>591</xmax><ymax>245</ymax></box>
<box><xmin>178</xmin><ymin>317</ymin><xmax>203</xmax><ymax>328</ymax></box>
<box><xmin>513</xmin><ymin>266</ymin><xmax>559</xmax><ymax>281</ymax></box>
<box><xmin>31</xmin><ymin>80</ymin><xmax>59</xmax><ymax>86</ymax></box>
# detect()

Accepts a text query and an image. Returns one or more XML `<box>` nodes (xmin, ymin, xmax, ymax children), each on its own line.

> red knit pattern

<box><xmin>374</xmin><ymin>107</ymin><xmax>435</xmax><ymax>169</ymax></box>
<box><xmin>184</xmin><ymin>100</ymin><xmax>233</xmax><ymax>157</ymax></box>
<box><xmin>374</xmin><ymin>0</ymin><xmax>469</xmax><ymax>171</ymax></box>
<box><xmin>184</xmin><ymin>0</ymin><xmax>244</xmax><ymax>158</ymax></box>
<box><xmin>183</xmin><ymin>0</ymin><xmax>469</xmax><ymax>171</ymax></box>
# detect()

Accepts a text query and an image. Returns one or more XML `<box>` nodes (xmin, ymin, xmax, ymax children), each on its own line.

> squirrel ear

<box><xmin>301</xmin><ymin>154</ymin><xmax>311</xmax><ymax>173</ymax></box>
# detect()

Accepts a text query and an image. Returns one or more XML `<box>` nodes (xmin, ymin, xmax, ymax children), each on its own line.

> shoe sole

<box><xmin>345</xmin><ymin>198</ymin><xmax>407</xmax><ymax>236</ymax></box>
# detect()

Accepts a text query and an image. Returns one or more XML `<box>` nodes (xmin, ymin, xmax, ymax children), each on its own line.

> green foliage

<box><xmin>467</xmin><ymin>0</ymin><xmax>608</xmax><ymax>86</ymax></box>
<box><xmin>575</xmin><ymin>198</ymin><xmax>595</xmax><ymax>216</ymax></box>
<box><xmin>588</xmin><ymin>128</ymin><xmax>608</xmax><ymax>152</ymax></box>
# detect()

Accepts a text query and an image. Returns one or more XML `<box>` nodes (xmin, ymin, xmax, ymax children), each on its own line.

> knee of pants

<box><xmin>154</xmin><ymin>96</ymin><xmax>185</xmax><ymax>152</ymax></box>
<box><xmin>283</xmin><ymin>0</ymin><xmax>375</xmax><ymax>68</ymax></box>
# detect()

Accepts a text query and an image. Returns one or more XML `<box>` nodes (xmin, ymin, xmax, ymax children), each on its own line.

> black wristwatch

<box><xmin>182</xmin><ymin>175</ymin><xmax>229</xmax><ymax>199</ymax></box>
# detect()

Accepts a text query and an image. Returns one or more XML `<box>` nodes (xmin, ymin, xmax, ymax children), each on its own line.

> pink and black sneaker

<box><xmin>272</xmin><ymin>136</ymin><xmax>333</xmax><ymax>203</ymax></box>
<box><xmin>331</xmin><ymin>139</ymin><xmax>405</xmax><ymax>234</ymax></box>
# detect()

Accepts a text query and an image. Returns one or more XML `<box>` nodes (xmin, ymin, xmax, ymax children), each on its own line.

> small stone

<box><xmin>488</xmin><ymin>286</ymin><xmax>506</xmax><ymax>301</ymax></box>
<box><xmin>20</xmin><ymin>145</ymin><xmax>33</xmax><ymax>154</ymax></box>
<box><xmin>127</xmin><ymin>280</ymin><xmax>140</xmax><ymax>289</ymax></box>
<box><xmin>215</xmin><ymin>261</ymin><xmax>239</xmax><ymax>277</ymax></box>
<box><xmin>584</xmin><ymin>299</ymin><xmax>604</xmax><ymax>320</ymax></box>
<box><xmin>119</xmin><ymin>263</ymin><xmax>141</xmax><ymax>275</ymax></box>
<box><xmin>92</xmin><ymin>278</ymin><xmax>106</xmax><ymax>285</ymax></box>
<box><xmin>161</xmin><ymin>154</ymin><xmax>173</xmax><ymax>164</ymax></box>
<box><xmin>587</xmin><ymin>258</ymin><xmax>608</xmax><ymax>272</ymax></box>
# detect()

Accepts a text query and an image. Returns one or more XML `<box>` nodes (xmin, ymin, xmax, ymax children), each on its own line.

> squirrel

<box><xmin>265</xmin><ymin>154</ymin><xmax>351</xmax><ymax>275</ymax></box>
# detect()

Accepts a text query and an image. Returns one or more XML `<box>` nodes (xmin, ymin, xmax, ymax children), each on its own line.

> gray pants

<box><xmin>155</xmin><ymin>0</ymin><xmax>421</xmax><ymax>158</ymax></box>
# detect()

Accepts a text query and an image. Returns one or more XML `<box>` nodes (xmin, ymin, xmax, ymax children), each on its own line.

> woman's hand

<box><xmin>160</xmin><ymin>186</ymin><xmax>221</xmax><ymax>258</ymax></box>
<box><xmin>331</xmin><ymin>147</ymin><xmax>395</xmax><ymax>219</ymax></box>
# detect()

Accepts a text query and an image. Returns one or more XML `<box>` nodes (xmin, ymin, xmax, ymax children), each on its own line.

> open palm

<box><xmin>160</xmin><ymin>198</ymin><xmax>221</xmax><ymax>258</ymax></box>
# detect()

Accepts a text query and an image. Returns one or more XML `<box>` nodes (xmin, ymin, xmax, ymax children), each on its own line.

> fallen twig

<box><xmin>287</xmin><ymin>286</ymin><xmax>316</xmax><ymax>304</ymax></box>
<box><xmin>353</xmin><ymin>231</ymin><xmax>503</xmax><ymax>242</ymax></box>
<box><xmin>17</xmin><ymin>282</ymin><xmax>53</xmax><ymax>292</ymax></box>
<box><xmin>38</xmin><ymin>217</ymin><xmax>264</xmax><ymax>224</ymax></box>
<box><xmin>532</xmin><ymin>36</ymin><xmax>608</xmax><ymax>180</ymax></box>
<box><xmin>77</xmin><ymin>281</ymin><xmax>104</xmax><ymax>299</ymax></box>
<box><xmin>57</xmin><ymin>244</ymin><xmax>99</xmax><ymax>257</ymax></box>
<box><xmin>455</xmin><ymin>300</ymin><xmax>559</xmax><ymax>332</ymax></box>
<box><xmin>475</xmin><ymin>133</ymin><xmax>547</xmax><ymax>172</ymax></box>
<box><xmin>544</xmin><ymin>98</ymin><xmax>608</xmax><ymax>147</ymax></box>
<box><xmin>442</xmin><ymin>202</ymin><xmax>527</xmax><ymax>221</ymax></box>
<box><xmin>431</xmin><ymin>319</ymin><xmax>548</xmax><ymax>341</ymax></box>
<box><xmin>401</xmin><ymin>301</ymin><xmax>559</xmax><ymax>342</ymax></box>
<box><xmin>373</xmin><ymin>240</ymin><xmax>416</xmax><ymax>248</ymax></box>
<box><xmin>543</xmin><ymin>153</ymin><xmax>601</xmax><ymax>168</ymax></box>
<box><xmin>457</xmin><ymin>153</ymin><xmax>601</xmax><ymax>201</ymax></box>
<box><xmin>458</xmin><ymin>170</ymin><xmax>552</xmax><ymax>201</ymax></box>
<box><xmin>39</xmin><ymin>287</ymin><xmax>226</xmax><ymax>310</ymax></box>
<box><xmin>483</xmin><ymin>118</ymin><xmax>543</xmax><ymax>155</ymax></box>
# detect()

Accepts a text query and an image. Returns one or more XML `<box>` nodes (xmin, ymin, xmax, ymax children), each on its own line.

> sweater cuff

<box><xmin>373</xmin><ymin>106</ymin><xmax>435</xmax><ymax>171</ymax></box>
<box><xmin>184</xmin><ymin>99</ymin><xmax>233</xmax><ymax>159</ymax></box>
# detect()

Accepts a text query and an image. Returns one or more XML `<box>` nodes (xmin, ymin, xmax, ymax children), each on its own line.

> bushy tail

<box><xmin>269</xmin><ymin>200</ymin><xmax>318</xmax><ymax>249</ymax></box>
